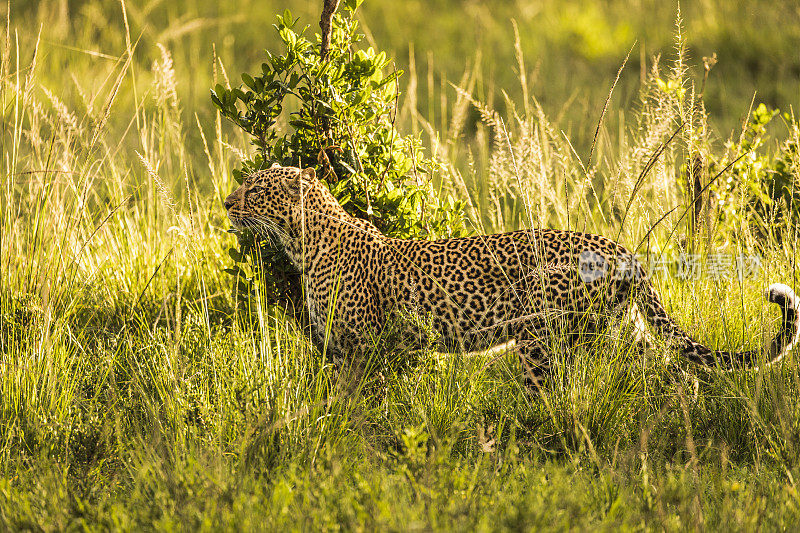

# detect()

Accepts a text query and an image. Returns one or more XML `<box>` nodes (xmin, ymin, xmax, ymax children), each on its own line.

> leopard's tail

<box><xmin>641</xmin><ymin>282</ymin><xmax>800</xmax><ymax>368</ymax></box>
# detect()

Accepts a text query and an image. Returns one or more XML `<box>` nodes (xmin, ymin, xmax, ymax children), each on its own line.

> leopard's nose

<box><xmin>224</xmin><ymin>195</ymin><xmax>236</xmax><ymax>211</ymax></box>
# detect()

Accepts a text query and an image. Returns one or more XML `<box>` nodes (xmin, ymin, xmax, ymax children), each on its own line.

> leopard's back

<box><xmin>376</xmin><ymin>229</ymin><xmax>632</xmax><ymax>350</ymax></box>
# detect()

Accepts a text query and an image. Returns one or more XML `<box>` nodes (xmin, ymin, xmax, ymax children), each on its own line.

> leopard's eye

<box><xmin>249</xmin><ymin>185</ymin><xmax>265</xmax><ymax>194</ymax></box>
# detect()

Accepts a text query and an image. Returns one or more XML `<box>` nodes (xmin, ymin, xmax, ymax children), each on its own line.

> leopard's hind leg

<box><xmin>513</xmin><ymin>312</ymin><xmax>591</xmax><ymax>391</ymax></box>
<box><xmin>514</xmin><ymin>296</ymin><xmax>648</xmax><ymax>391</ymax></box>
<box><xmin>516</xmin><ymin>339</ymin><xmax>551</xmax><ymax>390</ymax></box>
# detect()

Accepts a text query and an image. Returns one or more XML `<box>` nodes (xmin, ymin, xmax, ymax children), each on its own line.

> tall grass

<box><xmin>3</xmin><ymin>1</ymin><xmax>800</xmax><ymax>529</ymax></box>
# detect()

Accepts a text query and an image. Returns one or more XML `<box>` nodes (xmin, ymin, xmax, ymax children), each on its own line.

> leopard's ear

<box><xmin>287</xmin><ymin>167</ymin><xmax>315</xmax><ymax>198</ymax></box>
<box><xmin>270</xmin><ymin>162</ymin><xmax>281</xmax><ymax>169</ymax></box>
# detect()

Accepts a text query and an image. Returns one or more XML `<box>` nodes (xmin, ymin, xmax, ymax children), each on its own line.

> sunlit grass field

<box><xmin>3</xmin><ymin>0</ymin><xmax>800</xmax><ymax>529</ymax></box>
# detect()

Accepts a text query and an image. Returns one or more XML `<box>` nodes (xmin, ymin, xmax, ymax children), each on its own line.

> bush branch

<box><xmin>319</xmin><ymin>0</ymin><xmax>341</xmax><ymax>62</ymax></box>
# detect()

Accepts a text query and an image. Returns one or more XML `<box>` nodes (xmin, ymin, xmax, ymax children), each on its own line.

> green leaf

<box><xmin>372</xmin><ymin>70</ymin><xmax>401</xmax><ymax>89</ymax></box>
<box><xmin>289</xmin><ymin>118</ymin><xmax>314</xmax><ymax>131</ymax></box>
<box><xmin>232</xmin><ymin>168</ymin><xmax>244</xmax><ymax>184</ymax></box>
<box><xmin>228</xmin><ymin>248</ymin><xmax>244</xmax><ymax>263</ymax></box>
<box><xmin>279</xmin><ymin>27</ymin><xmax>297</xmax><ymax>49</ymax></box>
<box><xmin>343</xmin><ymin>0</ymin><xmax>365</xmax><ymax>11</ymax></box>
<box><xmin>242</xmin><ymin>73</ymin><xmax>256</xmax><ymax>89</ymax></box>
<box><xmin>210</xmin><ymin>90</ymin><xmax>223</xmax><ymax>110</ymax></box>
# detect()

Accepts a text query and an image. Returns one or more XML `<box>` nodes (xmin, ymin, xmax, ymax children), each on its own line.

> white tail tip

<box><xmin>766</xmin><ymin>283</ymin><xmax>799</xmax><ymax>310</ymax></box>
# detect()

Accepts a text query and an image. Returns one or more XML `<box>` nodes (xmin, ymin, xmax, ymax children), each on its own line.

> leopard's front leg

<box><xmin>306</xmin><ymin>280</ymin><xmax>386</xmax><ymax>390</ymax></box>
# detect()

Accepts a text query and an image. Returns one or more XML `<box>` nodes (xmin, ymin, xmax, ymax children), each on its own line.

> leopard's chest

<box><xmin>303</xmin><ymin>275</ymin><xmax>332</xmax><ymax>327</ymax></box>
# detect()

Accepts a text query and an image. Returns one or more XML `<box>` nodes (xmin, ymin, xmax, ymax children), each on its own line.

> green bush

<box><xmin>711</xmin><ymin>103</ymin><xmax>800</xmax><ymax>241</ymax></box>
<box><xmin>212</xmin><ymin>3</ymin><xmax>467</xmax><ymax>312</ymax></box>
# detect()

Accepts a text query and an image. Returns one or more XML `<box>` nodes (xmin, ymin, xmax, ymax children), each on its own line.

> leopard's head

<box><xmin>224</xmin><ymin>164</ymin><xmax>319</xmax><ymax>236</ymax></box>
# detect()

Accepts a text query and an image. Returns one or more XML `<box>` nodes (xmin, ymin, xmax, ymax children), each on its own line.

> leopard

<box><xmin>224</xmin><ymin>164</ymin><xmax>800</xmax><ymax>386</ymax></box>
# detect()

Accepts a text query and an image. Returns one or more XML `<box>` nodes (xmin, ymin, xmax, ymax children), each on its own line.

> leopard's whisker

<box><xmin>241</xmin><ymin>217</ymin><xmax>282</xmax><ymax>248</ymax></box>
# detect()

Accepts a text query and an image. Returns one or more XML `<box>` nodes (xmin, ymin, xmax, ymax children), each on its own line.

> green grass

<box><xmin>3</xmin><ymin>0</ymin><xmax>800</xmax><ymax>530</ymax></box>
